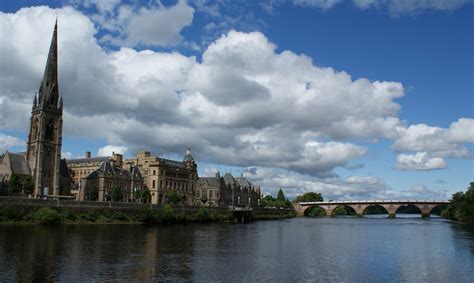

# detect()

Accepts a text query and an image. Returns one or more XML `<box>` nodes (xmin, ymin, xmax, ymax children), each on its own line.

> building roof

<box><xmin>223</xmin><ymin>173</ymin><xmax>235</xmax><ymax>185</ymax></box>
<box><xmin>197</xmin><ymin>177</ymin><xmax>220</xmax><ymax>188</ymax></box>
<box><xmin>7</xmin><ymin>152</ymin><xmax>30</xmax><ymax>175</ymax></box>
<box><xmin>157</xmin><ymin>157</ymin><xmax>186</xmax><ymax>168</ymax></box>
<box><xmin>67</xmin><ymin>156</ymin><xmax>109</xmax><ymax>164</ymax></box>
<box><xmin>85</xmin><ymin>161</ymin><xmax>142</xmax><ymax>180</ymax></box>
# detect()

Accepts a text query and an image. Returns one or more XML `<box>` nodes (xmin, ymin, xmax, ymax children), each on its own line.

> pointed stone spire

<box><xmin>58</xmin><ymin>94</ymin><xmax>63</xmax><ymax>110</ymax></box>
<box><xmin>33</xmin><ymin>93</ymin><xmax>37</xmax><ymax>108</ymax></box>
<box><xmin>39</xmin><ymin>18</ymin><xmax>58</xmax><ymax>105</ymax></box>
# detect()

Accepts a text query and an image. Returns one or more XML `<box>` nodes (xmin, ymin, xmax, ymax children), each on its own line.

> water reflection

<box><xmin>1</xmin><ymin>218</ymin><xmax>473</xmax><ymax>282</ymax></box>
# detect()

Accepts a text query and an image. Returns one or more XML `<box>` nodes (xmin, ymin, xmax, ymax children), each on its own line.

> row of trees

<box><xmin>441</xmin><ymin>182</ymin><xmax>474</xmax><ymax>222</ymax></box>
<box><xmin>260</xmin><ymin>189</ymin><xmax>293</xmax><ymax>208</ymax></box>
<box><xmin>3</xmin><ymin>174</ymin><xmax>34</xmax><ymax>195</ymax></box>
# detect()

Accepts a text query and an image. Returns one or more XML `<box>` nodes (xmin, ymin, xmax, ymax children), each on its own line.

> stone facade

<box><xmin>196</xmin><ymin>172</ymin><xmax>226</xmax><ymax>206</ymax></box>
<box><xmin>195</xmin><ymin>172</ymin><xmax>261</xmax><ymax>208</ymax></box>
<box><xmin>124</xmin><ymin>148</ymin><xmax>198</xmax><ymax>205</ymax></box>
<box><xmin>80</xmin><ymin>161</ymin><xmax>144</xmax><ymax>202</ymax></box>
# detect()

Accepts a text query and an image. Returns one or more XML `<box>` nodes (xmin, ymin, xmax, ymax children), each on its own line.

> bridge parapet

<box><xmin>294</xmin><ymin>200</ymin><xmax>449</xmax><ymax>218</ymax></box>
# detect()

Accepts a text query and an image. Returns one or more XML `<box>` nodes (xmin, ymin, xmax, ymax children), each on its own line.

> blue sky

<box><xmin>0</xmin><ymin>0</ymin><xmax>472</xmax><ymax>199</ymax></box>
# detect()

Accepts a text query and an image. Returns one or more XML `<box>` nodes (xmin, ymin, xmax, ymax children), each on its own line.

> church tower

<box><xmin>26</xmin><ymin>20</ymin><xmax>63</xmax><ymax>196</ymax></box>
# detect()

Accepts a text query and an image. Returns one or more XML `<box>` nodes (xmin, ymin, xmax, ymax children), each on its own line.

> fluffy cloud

<box><xmin>293</xmin><ymin>0</ymin><xmax>342</xmax><ymax>10</ymax></box>
<box><xmin>0</xmin><ymin>5</ymin><xmax>472</xmax><ymax>200</ymax></box>
<box><xmin>395</xmin><ymin>152</ymin><xmax>447</xmax><ymax>171</ymax></box>
<box><xmin>352</xmin><ymin>0</ymin><xmax>471</xmax><ymax>15</ymax></box>
<box><xmin>97</xmin><ymin>145</ymin><xmax>128</xmax><ymax>156</ymax></box>
<box><xmin>392</xmin><ymin>119</ymin><xmax>474</xmax><ymax>171</ymax></box>
<box><xmin>70</xmin><ymin>0</ymin><xmax>194</xmax><ymax>47</ymax></box>
<box><xmin>0</xmin><ymin>134</ymin><xmax>25</xmax><ymax>153</ymax></box>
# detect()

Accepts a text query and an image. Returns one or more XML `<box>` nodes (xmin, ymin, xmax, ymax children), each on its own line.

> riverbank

<box><xmin>0</xmin><ymin>197</ymin><xmax>295</xmax><ymax>225</ymax></box>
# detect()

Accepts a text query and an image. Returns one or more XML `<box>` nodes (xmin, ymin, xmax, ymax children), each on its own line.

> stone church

<box><xmin>0</xmin><ymin>20</ymin><xmax>71</xmax><ymax>197</ymax></box>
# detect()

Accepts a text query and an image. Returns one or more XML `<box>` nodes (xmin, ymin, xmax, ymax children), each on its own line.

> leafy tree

<box><xmin>166</xmin><ymin>190</ymin><xmax>182</xmax><ymax>205</ymax></box>
<box><xmin>295</xmin><ymin>192</ymin><xmax>323</xmax><ymax>203</ymax></box>
<box><xmin>306</xmin><ymin>206</ymin><xmax>326</xmax><ymax>217</ymax></box>
<box><xmin>33</xmin><ymin>207</ymin><xmax>61</xmax><ymax>224</ymax></box>
<box><xmin>111</xmin><ymin>187</ymin><xmax>123</xmax><ymax>202</ymax></box>
<box><xmin>85</xmin><ymin>186</ymin><xmax>98</xmax><ymax>201</ymax></box>
<box><xmin>442</xmin><ymin>182</ymin><xmax>474</xmax><ymax>222</ymax></box>
<box><xmin>159</xmin><ymin>204</ymin><xmax>176</xmax><ymax>223</ymax></box>
<box><xmin>276</xmin><ymin>189</ymin><xmax>286</xmax><ymax>202</ymax></box>
<box><xmin>23</xmin><ymin>175</ymin><xmax>34</xmax><ymax>194</ymax></box>
<box><xmin>141</xmin><ymin>187</ymin><xmax>151</xmax><ymax>203</ymax></box>
<box><xmin>8</xmin><ymin>174</ymin><xmax>21</xmax><ymax>194</ymax></box>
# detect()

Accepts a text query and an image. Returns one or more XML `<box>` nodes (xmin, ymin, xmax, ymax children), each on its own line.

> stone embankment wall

<box><xmin>0</xmin><ymin>196</ymin><xmax>293</xmax><ymax>221</ymax></box>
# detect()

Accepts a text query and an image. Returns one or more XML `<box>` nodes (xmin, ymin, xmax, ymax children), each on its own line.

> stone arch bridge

<box><xmin>293</xmin><ymin>200</ymin><xmax>449</xmax><ymax>218</ymax></box>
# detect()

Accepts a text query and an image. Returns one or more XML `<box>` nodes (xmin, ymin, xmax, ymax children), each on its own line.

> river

<box><xmin>1</xmin><ymin>215</ymin><xmax>473</xmax><ymax>282</ymax></box>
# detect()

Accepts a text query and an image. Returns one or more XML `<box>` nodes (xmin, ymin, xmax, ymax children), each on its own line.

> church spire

<box><xmin>39</xmin><ymin>19</ymin><xmax>58</xmax><ymax>105</ymax></box>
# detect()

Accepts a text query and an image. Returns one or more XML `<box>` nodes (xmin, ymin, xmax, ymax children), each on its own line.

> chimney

<box><xmin>85</xmin><ymin>151</ymin><xmax>91</xmax><ymax>158</ymax></box>
<box><xmin>113</xmin><ymin>153</ymin><xmax>123</xmax><ymax>168</ymax></box>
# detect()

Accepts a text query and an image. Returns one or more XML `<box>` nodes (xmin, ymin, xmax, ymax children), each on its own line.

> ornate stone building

<box><xmin>26</xmin><ymin>20</ymin><xmax>68</xmax><ymax>196</ymax></box>
<box><xmin>196</xmin><ymin>172</ymin><xmax>226</xmax><ymax>206</ymax></box>
<box><xmin>79</xmin><ymin>161</ymin><xmax>143</xmax><ymax>202</ymax></box>
<box><xmin>68</xmin><ymin>152</ymin><xmax>122</xmax><ymax>186</ymax></box>
<box><xmin>195</xmin><ymin>172</ymin><xmax>261</xmax><ymax>208</ymax></box>
<box><xmin>124</xmin><ymin>147</ymin><xmax>198</xmax><ymax>205</ymax></box>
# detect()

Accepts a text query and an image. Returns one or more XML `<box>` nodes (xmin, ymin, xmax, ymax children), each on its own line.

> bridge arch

<box><xmin>395</xmin><ymin>204</ymin><xmax>422</xmax><ymax>216</ymax></box>
<box><xmin>303</xmin><ymin>205</ymin><xmax>328</xmax><ymax>217</ymax></box>
<box><xmin>362</xmin><ymin>205</ymin><xmax>389</xmax><ymax>216</ymax></box>
<box><xmin>331</xmin><ymin>204</ymin><xmax>357</xmax><ymax>216</ymax></box>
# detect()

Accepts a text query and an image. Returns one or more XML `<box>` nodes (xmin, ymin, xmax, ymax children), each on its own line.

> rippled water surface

<box><xmin>1</xmin><ymin>216</ymin><xmax>473</xmax><ymax>282</ymax></box>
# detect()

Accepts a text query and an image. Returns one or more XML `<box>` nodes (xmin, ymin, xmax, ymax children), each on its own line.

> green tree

<box><xmin>85</xmin><ymin>186</ymin><xmax>98</xmax><ymax>201</ymax></box>
<box><xmin>33</xmin><ymin>207</ymin><xmax>61</xmax><ymax>224</ymax></box>
<box><xmin>166</xmin><ymin>190</ymin><xmax>182</xmax><ymax>205</ymax></box>
<box><xmin>111</xmin><ymin>187</ymin><xmax>123</xmax><ymax>202</ymax></box>
<box><xmin>159</xmin><ymin>204</ymin><xmax>176</xmax><ymax>223</ymax></box>
<box><xmin>295</xmin><ymin>192</ymin><xmax>323</xmax><ymax>202</ymax></box>
<box><xmin>141</xmin><ymin>187</ymin><xmax>151</xmax><ymax>203</ymax></box>
<box><xmin>23</xmin><ymin>175</ymin><xmax>34</xmax><ymax>194</ymax></box>
<box><xmin>276</xmin><ymin>189</ymin><xmax>286</xmax><ymax>202</ymax></box>
<box><xmin>8</xmin><ymin>174</ymin><xmax>21</xmax><ymax>194</ymax></box>
<box><xmin>442</xmin><ymin>182</ymin><xmax>474</xmax><ymax>222</ymax></box>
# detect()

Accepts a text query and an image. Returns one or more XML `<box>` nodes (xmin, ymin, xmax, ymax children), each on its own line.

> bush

<box><xmin>159</xmin><ymin>204</ymin><xmax>176</xmax><ymax>223</ymax></box>
<box><xmin>196</xmin><ymin>207</ymin><xmax>211</xmax><ymax>222</ymax></box>
<box><xmin>77</xmin><ymin>210</ymin><xmax>99</xmax><ymax>222</ymax></box>
<box><xmin>0</xmin><ymin>205</ymin><xmax>23</xmax><ymax>221</ymax></box>
<box><xmin>138</xmin><ymin>206</ymin><xmax>157</xmax><ymax>224</ymax></box>
<box><xmin>33</xmin><ymin>207</ymin><xmax>61</xmax><ymax>224</ymax></box>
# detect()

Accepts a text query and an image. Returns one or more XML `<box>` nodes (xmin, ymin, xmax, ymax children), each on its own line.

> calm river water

<box><xmin>1</xmin><ymin>216</ymin><xmax>473</xmax><ymax>282</ymax></box>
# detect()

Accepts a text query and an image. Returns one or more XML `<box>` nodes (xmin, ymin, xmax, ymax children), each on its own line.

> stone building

<box><xmin>124</xmin><ymin>147</ymin><xmax>198</xmax><ymax>205</ymax></box>
<box><xmin>68</xmin><ymin>152</ymin><xmax>124</xmax><ymax>200</ymax></box>
<box><xmin>222</xmin><ymin>173</ymin><xmax>261</xmax><ymax>208</ymax></box>
<box><xmin>79</xmin><ymin>161</ymin><xmax>143</xmax><ymax>202</ymax></box>
<box><xmin>68</xmin><ymin>152</ymin><xmax>122</xmax><ymax>185</ymax></box>
<box><xmin>195</xmin><ymin>172</ymin><xmax>261</xmax><ymax>208</ymax></box>
<box><xmin>195</xmin><ymin>172</ymin><xmax>226</xmax><ymax>206</ymax></box>
<box><xmin>26</xmin><ymin>20</ymin><xmax>68</xmax><ymax>197</ymax></box>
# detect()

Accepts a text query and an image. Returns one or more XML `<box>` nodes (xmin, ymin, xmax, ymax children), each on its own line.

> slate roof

<box><xmin>67</xmin><ymin>156</ymin><xmax>109</xmax><ymax>164</ymax></box>
<box><xmin>157</xmin><ymin>158</ymin><xmax>186</xmax><ymax>168</ymax></box>
<box><xmin>236</xmin><ymin>177</ymin><xmax>251</xmax><ymax>187</ymax></box>
<box><xmin>223</xmin><ymin>173</ymin><xmax>235</xmax><ymax>185</ymax></box>
<box><xmin>85</xmin><ymin>161</ymin><xmax>142</xmax><ymax>180</ymax></box>
<box><xmin>8</xmin><ymin>152</ymin><xmax>30</xmax><ymax>175</ymax></box>
<box><xmin>197</xmin><ymin>177</ymin><xmax>220</xmax><ymax>187</ymax></box>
